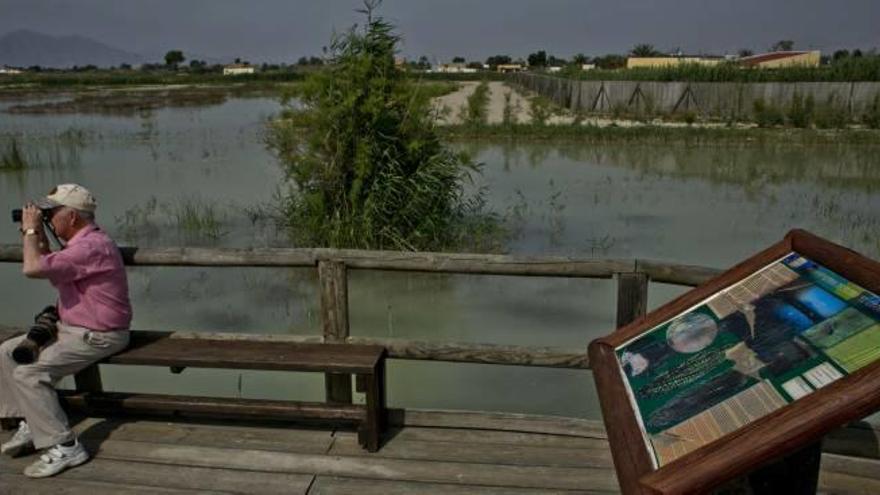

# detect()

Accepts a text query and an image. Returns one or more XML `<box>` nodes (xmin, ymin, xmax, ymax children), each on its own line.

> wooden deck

<box><xmin>1</xmin><ymin>410</ymin><xmax>878</xmax><ymax>494</ymax></box>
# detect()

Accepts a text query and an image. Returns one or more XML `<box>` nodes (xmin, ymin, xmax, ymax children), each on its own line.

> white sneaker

<box><xmin>1</xmin><ymin>420</ymin><xmax>34</xmax><ymax>457</ymax></box>
<box><xmin>23</xmin><ymin>440</ymin><xmax>89</xmax><ymax>478</ymax></box>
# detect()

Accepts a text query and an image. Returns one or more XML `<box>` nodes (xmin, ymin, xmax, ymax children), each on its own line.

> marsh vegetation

<box><xmin>266</xmin><ymin>2</ymin><xmax>500</xmax><ymax>251</ymax></box>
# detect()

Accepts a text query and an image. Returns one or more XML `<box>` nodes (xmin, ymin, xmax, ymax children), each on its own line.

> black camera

<box><xmin>12</xmin><ymin>306</ymin><xmax>60</xmax><ymax>365</ymax></box>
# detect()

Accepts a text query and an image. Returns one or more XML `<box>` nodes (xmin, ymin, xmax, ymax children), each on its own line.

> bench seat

<box><xmin>0</xmin><ymin>329</ymin><xmax>387</xmax><ymax>451</ymax></box>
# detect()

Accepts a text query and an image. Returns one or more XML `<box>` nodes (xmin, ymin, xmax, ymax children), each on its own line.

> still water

<box><xmin>1</xmin><ymin>95</ymin><xmax>879</xmax><ymax>419</ymax></box>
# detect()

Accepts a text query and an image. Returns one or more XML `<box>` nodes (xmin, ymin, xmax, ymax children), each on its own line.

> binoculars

<box><xmin>12</xmin><ymin>306</ymin><xmax>60</xmax><ymax>365</ymax></box>
<box><xmin>11</xmin><ymin>208</ymin><xmax>51</xmax><ymax>224</ymax></box>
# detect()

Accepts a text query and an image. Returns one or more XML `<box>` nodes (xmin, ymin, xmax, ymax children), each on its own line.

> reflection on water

<box><xmin>2</xmin><ymin>95</ymin><xmax>879</xmax><ymax>419</ymax></box>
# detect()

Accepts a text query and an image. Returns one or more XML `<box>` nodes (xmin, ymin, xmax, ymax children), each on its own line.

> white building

<box><xmin>223</xmin><ymin>64</ymin><xmax>255</xmax><ymax>76</ymax></box>
<box><xmin>496</xmin><ymin>64</ymin><xmax>524</xmax><ymax>73</ymax></box>
<box><xmin>432</xmin><ymin>62</ymin><xmax>477</xmax><ymax>74</ymax></box>
<box><xmin>0</xmin><ymin>66</ymin><xmax>23</xmax><ymax>75</ymax></box>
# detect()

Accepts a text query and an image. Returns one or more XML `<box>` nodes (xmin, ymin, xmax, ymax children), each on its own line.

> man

<box><xmin>0</xmin><ymin>184</ymin><xmax>132</xmax><ymax>478</ymax></box>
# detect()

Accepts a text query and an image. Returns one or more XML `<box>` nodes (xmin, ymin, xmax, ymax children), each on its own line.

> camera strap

<box><xmin>42</xmin><ymin>220</ymin><xmax>66</xmax><ymax>249</ymax></box>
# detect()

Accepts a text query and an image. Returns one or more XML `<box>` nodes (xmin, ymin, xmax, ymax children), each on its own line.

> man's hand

<box><xmin>22</xmin><ymin>203</ymin><xmax>49</xmax><ymax>278</ymax></box>
<box><xmin>22</xmin><ymin>203</ymin><xmax>44</xmax><ymax>231</ymax></box>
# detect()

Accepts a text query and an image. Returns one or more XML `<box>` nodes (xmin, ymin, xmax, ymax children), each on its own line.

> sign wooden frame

<box><xmin>589</xmin><ymin>230</ymin><xmax>880</xmax><ymax>494</ymax></box>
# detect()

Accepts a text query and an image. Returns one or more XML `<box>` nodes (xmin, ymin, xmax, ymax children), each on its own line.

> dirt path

<box><xmin>434</xmin><ymin>81</ymin><xmax>534</xmax><ymax>125</ymax></box>
<box><xmin>432</xmin><ymin>81</ymin><xmax>757</xmax><ymax>128</ymax></box>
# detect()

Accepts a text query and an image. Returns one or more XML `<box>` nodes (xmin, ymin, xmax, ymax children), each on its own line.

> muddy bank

<box><xmin>2</xmin><ymin>85</ymin><xmax>284</xmax><ymax>116</ymax></box>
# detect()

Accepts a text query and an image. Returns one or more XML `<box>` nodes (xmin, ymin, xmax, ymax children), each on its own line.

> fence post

<box><xmin>615</xmin><ymin>271</ymin><xmax>649</xmax><ymax>329</ymax></box>
<box><xmin>318</xmin><ymin>259</ymin><xmax>353</xmax><ymax>404</ymax></box>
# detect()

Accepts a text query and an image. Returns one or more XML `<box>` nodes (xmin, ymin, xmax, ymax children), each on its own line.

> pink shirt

<box><xmin>39</xmin><ymin>224</ymin><xmax>132</xmax><ymax>331</ymax></box>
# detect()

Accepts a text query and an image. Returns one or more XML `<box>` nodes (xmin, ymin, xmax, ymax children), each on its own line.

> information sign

<box><xmin>590</xmin><ymin>231</ymin><xmax>880</xmax><ymax>494</ymax></box>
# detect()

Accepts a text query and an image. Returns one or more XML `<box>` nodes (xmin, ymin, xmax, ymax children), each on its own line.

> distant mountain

<box><xmin>0</xmin><ymin>30</ymin><xmax>148</xmax><ymax>68</ymax></box>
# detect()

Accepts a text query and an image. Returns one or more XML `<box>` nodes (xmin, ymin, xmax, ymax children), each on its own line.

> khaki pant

<box><xmin>0</xmin><ymin>323</ymin><xmax>129</xmax><ymax>449</ymax></box>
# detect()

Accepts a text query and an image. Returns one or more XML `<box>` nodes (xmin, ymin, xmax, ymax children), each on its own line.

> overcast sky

<box><xmin>2</xmin><ymin>0</ymin><xmax>878</xmax><ymax>63</ymax></box>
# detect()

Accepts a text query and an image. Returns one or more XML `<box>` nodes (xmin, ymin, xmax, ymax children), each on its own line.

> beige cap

<box><xmin>35</xmin><ymin>184</ymin><xmax>97</xmax><ymax>213</ymax></box>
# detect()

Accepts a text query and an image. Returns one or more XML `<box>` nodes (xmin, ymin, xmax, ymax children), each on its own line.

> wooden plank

<box><xmin>118</xmin><ymin>246</ymin><xmax>317</xmax><ymax>267</ymax></box>
<box><xmin>820</xmin><ymin>453</ymin><xmax>880</xmax><ymax>480</ymax></box>
<box><xmin>108</xmin><ymin>337</ymin><xmax>383</xmax><ymax>374</ymax></box>
<box><xmin>69</xmin><ymin>417</ymin><xmax>335</xmax><ymax>455</ymax></box>
<box><xmin>0</xmin><ymin>245</ymin><xmax>638</xmax><ymax>279</ymax></box>
<box><xmin>389</xmin><ymin>426</ymin><xmax>610</xmax><ymax>450</ymax></box>
<box><xmin>0</xmin><ymin>243</ymin><xmax>725</xmax><ymax>285</ymax></box>
<box><xmin>319</xmin><ymin>260</ymin><xmax>353</xmax><ymax>404</ymax></box>
<box><xmin>615</xmin><ymin>272</ymin><xmax>648</xmax><ymax>329</ymax></box>
<box><xmin>94</xmin><ymin>439</ymin><xmax>620</xmax><ymax>491</ymax></box>
<box><xmin>0</xmin><ymin>473</ymin><xmax>230</xmax><ymax>495</ymax></box>
<box><xmin>308</xmin><ymin>475</ymin><xmax>611</xmax><ymax>494</ymax></box>
<box><xmin>824</xmin><ymin>423</ymin><xmax>880</xmax><ymax>459</ymax></box>
<box><xmin>330</xmin><ymin>431</ymin><xmax>614</xmax><ymax>468</ymax></box>
<box><xmin>389</xmin><ymin>409</ymin><xmax>608</xmax><ymax>438</ymax></box>
<box><xmin>0</xmin><ymin>456</ymin><xmax>312</xmax><ymax>494</ymax></box>
<box><xmin>322</xmin><ymin>249</ymin><xmax>634</xmax><ymax>278</ymax></box>
<box><xmin>818</xmin><ymin>471</ymin><xmax>880</xmax><ymax>495</ymax></box>
<box><xmin>61</xmin><ymin>392</ymin><xmax>366</xmax><ymax>422</ymax></box>
<box><xmin>165</xmin><ymin>331</ymin><xmax>591</xmax><ymax>369</ymax></box>
<box><xmin>351</xmin><ymin>337</ymin><xmax>590</xmax><ymax>369</ymax></box>
<box><xmin>637</xmin><ymin>260</ymin><xmax>721</xmax><ymax>287</ymax></box>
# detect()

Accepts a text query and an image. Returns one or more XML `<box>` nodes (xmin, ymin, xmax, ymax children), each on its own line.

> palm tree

<box><xmin>630</xmin><ymin>44</ymin><xmax>661</xmax><ymax>57</ymax></box>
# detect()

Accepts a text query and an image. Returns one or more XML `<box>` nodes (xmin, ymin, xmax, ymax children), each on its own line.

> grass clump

<box><xmin>753</xmin><ymin>99</ymin><xmax>785</xmax><ymax>128</ymax></box>
<box><xmin>169</xmin><ymin>198</ymin><xmax>226</xmax><ymax>240</ymax></box>
<box><xmin>786</xmin><ymin>92</ymin><xmax>814</xmax><ymax>128</ymax></box>
<box><xmin>813</xmin><ymin>95</ymin><xmax>850</xmax><ymax>129</ymax></box>
<box><xmin>267</xmin><ymin>1</ymin><xmax>498</xmax><ymax>251</ymax></box>
<box><xmin>864</xmin><ymin>94</ymin><xmax>880</xmax><ymax>129</ymax></box>
<box><xmin>529</xmin><ymin>95</ymin><xmax>554</xmax><ymax>125</ymax></box>
<box><xmin>0</xmin><ymin>139</ymin><xmax>28</xmax><ymax>170</ymax></box>
<box><xmin>501</xmin><ymin>90</ymin><xmax>518</xmax><ymax>126</ymax></box>
<box><xmin>462</xmin><ymin>81</ymin><xmax>490</xmax><ymax>126</ymax></box>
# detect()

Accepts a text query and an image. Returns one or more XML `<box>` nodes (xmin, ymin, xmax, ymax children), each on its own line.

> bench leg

<box><xmin>74</xmin><ymin>364</ymin><xmax>103</xmax><ymax>394</ymax></box>
<box><xmin>358</xmin><ymin>359</ymin><xmax>386</xmax><ymax>452</ymax></box>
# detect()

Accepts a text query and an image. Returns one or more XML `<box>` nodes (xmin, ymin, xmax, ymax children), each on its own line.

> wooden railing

<box><xmin>0</xmin><ymin>245</ymin><xmax>721</xmax><ymax>401</ymax></box>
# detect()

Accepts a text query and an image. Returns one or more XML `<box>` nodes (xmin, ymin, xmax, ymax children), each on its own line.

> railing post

<box><xmin>318</xmin><ymin>259</ymin><xmax>352</xmax><ymax>404</ymax></box>
<box><xmin>615</xmin><ymin>271</ymin><xmax>649</xmax><ymax>329</ymax></box>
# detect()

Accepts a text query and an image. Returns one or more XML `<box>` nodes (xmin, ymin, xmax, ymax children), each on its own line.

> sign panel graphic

<box><xmin>616</xmin><ymin>253</ymin><xmax>880</xmax><ymax>466</ymax></box>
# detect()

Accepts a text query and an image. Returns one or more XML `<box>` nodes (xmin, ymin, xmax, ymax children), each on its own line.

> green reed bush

<box><xmin>267</xmin><ymin>1</ymin><xmax>496</xmax><ymax>250</ymax></box>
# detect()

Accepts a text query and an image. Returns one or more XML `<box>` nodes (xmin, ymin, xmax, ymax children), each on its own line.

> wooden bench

<box><xmin>0</xmin><ymin>330</ymin><xmax>387</xmax><ymax>452</ymax></box>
